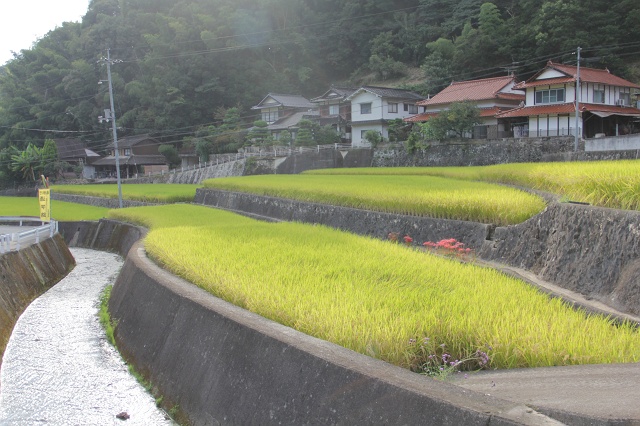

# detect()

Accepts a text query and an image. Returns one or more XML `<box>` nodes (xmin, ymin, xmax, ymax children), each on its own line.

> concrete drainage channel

<box><xmin>50</xmin><ymin>215</ymin><xmax>638</xmax><ymax>425</ymax></box>
<box><xmin>58</xmin><ymin>220</ymin><xmax>558</xmax><ymax>425</ymax></box>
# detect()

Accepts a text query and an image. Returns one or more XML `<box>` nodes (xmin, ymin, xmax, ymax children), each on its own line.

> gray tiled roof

<box><xmin>54</xmin><ymin>138</ymin><xmax>87</xmax><ymax>159</ymax></box>
<box><xmin>347</xmin><ymin>86</ymin><xmax>425</xmax><ymax>101</ymax></box>
<box><xmin>311</xmin><ymin>87</ymin><xmax>358</xmax><ymax>102</ymax></box>
<box><xmin>267</xmin><ymin>111</ymin><xmax>319</xmax><ymax>131</ymax></box>
<box><xmin>93</xmin><ymin>155</ymin><xmax>167</xmax><ymax>166</ymax></box>
<box><xmin>252</xmin><ymin>93</ymin><xmax>315</xmax><ymax>110</ymax></box>
<box><xmin>110</xmin><ymin>134</ymin><xmax>160</xmax><ymax>149</ymax></box>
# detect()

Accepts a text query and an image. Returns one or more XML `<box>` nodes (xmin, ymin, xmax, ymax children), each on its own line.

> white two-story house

<box><xmin>346</xmin><ymin>86</ymin><xmax>425</xmax><ymax>147</ymax></box>
<box><xmin>497</xmin><ymin>61</ymin><xmax>640</xmax><ymax>138</ymax></box>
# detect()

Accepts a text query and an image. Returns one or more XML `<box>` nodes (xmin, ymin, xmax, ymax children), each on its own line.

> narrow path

<box><xmin>0</xmin><ymin>248</ymin><xmax>173</xmax><ymax>425</ymax></box>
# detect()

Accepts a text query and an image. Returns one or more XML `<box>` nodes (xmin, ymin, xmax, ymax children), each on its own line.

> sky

<box><xmin>1</xmin><ymin>0</ymin><xmax>90</xmax><ymax>65</ymax></box>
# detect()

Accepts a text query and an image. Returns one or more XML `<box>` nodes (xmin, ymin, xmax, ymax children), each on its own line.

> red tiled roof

<box><xmin>404</xmin><ymin>112</ymin><xmax>438</xmax><ymax>123</ymax></box>
<box><xmin>496</xmin><ymin>102</ymin><xmax>640</xmax><ymax>118</ymax></box>
<box><xmin>513</xmin><ymin>77</ymin><xmax>575</xmax><ymax>89</ymax></box>
<box><xmin>582</xmin><ymin>103</ymin><xmax>640</xmax><ymax>115</ymax></box>
<box><xmin>496</xmin><ymin>103</ymin><xmax>576</xmax><ymax>118</ymax></box>
<box><xmin>404</xmin><ymin>107</ymin><xmax>509</xmax><ymax>123</ymax></box>
<box><xmin>496</xmin><ymin>92</ymin><xmax>527</xmax><ymax>101</ymax></box>
<box><xmin>418</xmin><ymin>76</ymin><xmax>523</xmax><ymax>106</ymax></box>
<box><xmin>517</xmin><ymin>61</ymin><xmax>640</xmax><ymax>89</ymax></box>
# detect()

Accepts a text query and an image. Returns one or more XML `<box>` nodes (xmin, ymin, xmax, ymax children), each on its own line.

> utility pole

<box><xmin>98</xmin><ymin>49</ymin><xmax>123</xmax><ymax>208</ymax></box>
<box><xmin>574</xmin><ymin>46</ymin><xmax>581</xmax><ymax>152</ymax></box>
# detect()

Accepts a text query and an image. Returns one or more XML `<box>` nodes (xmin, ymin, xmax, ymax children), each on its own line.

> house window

<box><xmin>262</xmin><ymin>109</ymin><xmax>279</xmax><ymax>123</ymax></box>
<box><xmin>619</xmin><ymin>92</ymin><xmax>631</xmax><ymax>106</ymax></box>
<box><xmin>329</xmin><ymin>105</ymin><xmax>340</xmax><ymax>115</ymax></box>
<box><xmin>535</xmin><ymin>88</ymin><xmax>565</xmax><ymax>104</ymax></box>
<box><xmin>388</xmin><ymin>103</ymin><xmax>398</xmax><ymax>113</ymax></box>
<box><xmin>593</xmin><ymin>88</ymin><xmax>605</xmax><ymax>103</ymax></box>
<box><xmin>403</xmin><ymin>103</ymin><xmax>418</xmax><ymax>114</ymax></box>
<box><xmin>123</xmin><ymin>148</ymin><xmax>131</xmax><ymax>156</ymax></box>
<box><xmin>360</xmin><ymin>103</ymin><xmax>372</xmax><ymax>114</ymax></box>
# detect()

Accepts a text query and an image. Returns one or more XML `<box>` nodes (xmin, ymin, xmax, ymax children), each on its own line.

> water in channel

<box><xmin>0</xmin><ymin>248</ymin><xmax>174</xmax><ymax>425</ymax></box>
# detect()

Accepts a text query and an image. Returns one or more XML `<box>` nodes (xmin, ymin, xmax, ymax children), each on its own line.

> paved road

<box><xmin>0</xmin><ymin>248</ymin><xmax>174</xmax><ymax>425</ymax></box>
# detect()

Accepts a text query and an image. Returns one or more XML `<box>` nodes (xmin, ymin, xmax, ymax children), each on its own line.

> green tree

<box><xmin>388</xmin><ymin>119</ymin><xmax>412</xmax><ymax>142</ymax></box>
<box><xmin>40</xmin><ymin>139</ymin><xmax>59</xmax><ymax>178</ymax></box>
<box><xmin>279</xmin><ymin>130</ymin><xmax>293</xmax><ymax>147</ymax></box>
<box><xmin>428</xmin><ymin>101</ymin><xmax>481</xmax><ymax>139</ymax></box>
<box><xmin>368</xmin><ymin>31</ymin><xmax>406</xmax><ymax>80</ymax></box>
<box><xmin>11</xmin><ymin>144</ymin><xmax>42</xmax><ymax>181</ymax></box>
<box><xmin>295</xmin><ymin>127</ymin><xmax>314</xmax><ymax>147</ymax></box>
<box><xmin>248</xmin><ymin>120</ymin><xmax>269</xmax><ymax>145</ymax></box>
<box><xmin>363</xmin><ymin>130</ymin><xmax>384</xmax><ymax>148</ymax></box>
<box><xmin>158</xmin><ymin>144</ymin><xmax>181</xmax><ymax>168</ymax></box>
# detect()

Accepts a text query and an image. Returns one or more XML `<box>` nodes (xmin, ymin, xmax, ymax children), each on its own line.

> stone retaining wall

<box><xmin>195</xmin><ymin>188</ymin><xmax>492</xmax><ymax>250</ymax></box>
<box><xmin>52</xmin><ymin>193</ymin><xmax>157</xmax><ymax>209</ymax></box>
<box><xmin>373</xmin><ymin>138</ymin><xmax>640</xmax><ymax>167</ymax></box>
<box><xmin>0</xmin><ymin>233</ymin><xmax>75</xmax><ymax>363</ymax></box>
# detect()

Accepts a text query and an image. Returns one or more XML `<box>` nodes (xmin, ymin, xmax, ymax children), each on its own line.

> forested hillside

<box><xmin>0</xmin><ymin>0</ymin><xmax>639</xmax><ymax>162</ymax></box>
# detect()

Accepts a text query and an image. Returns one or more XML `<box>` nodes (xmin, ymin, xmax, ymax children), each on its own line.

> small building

<box><xmin>405</xmin><ymin>76</ymin><xmax>525</xmax><ymax>139</ymax></box>
<box><xmin>347</xmin><ymin>86</ymin><xmax>425</xmax><ymax>147</ymax></box>
<box><xmin>311</xmin><ymin>86</ymin><xmax>357</xmax><ymax>142</ymax></box>
<box><xmin>496</xmin><ymin>61</ymin><xmax>640</xmax><ymax>138</ymax></box>
<box><xmin>53</xmin><ymin>138</ymin><xmax>101</xmax><ymax>179</ymax></box>
<box><xmin>92</xmin><ymin>134</ymin><xmax>169</xmax><ymax>179</ymax></box>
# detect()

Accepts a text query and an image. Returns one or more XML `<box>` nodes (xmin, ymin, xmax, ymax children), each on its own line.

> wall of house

<box><xmin>351</xmin><ymin>123</ymin><xmax>385</xmax><ymax>147</ymax></box>
<box><xmin>528</xmin><ymin>114</ymin><xmax>577</xmax><ymax>137</ymax></box>
<box><xmin>585</xmin><ymin>133</ymin><xmax>640</xmax><ymax>152</ymax></box>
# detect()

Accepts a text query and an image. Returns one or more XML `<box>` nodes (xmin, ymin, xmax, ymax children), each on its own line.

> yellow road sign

<box><xmin>39</xmin><ymin>189</ymin><xmax>51</xmax><ymax>222</ymax></box>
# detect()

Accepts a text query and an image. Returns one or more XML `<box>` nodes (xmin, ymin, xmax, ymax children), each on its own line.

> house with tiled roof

<box><xmin>251</xmin><ymin>93</ymin><xmax>316</xmax><ymax>141</ymax></box>
<box><xmin>92</xmin><ymin>134</ymin><xmax>169</xmax><ymax>179</ymax></box>
<box><xmin>405</xmin><ymin>75</ymin><xmax>525</xmax><ymax>139</ymax></box>
<box><xmin>346</xmin><ymin>86</ymin><xmax>425</xmax><ymax>147</ymax></box>
<box><xmin>311</xmin><ymin>86</ymin><xmax>357</xmax><ymax>142</ymax></box>
<box><xmin>497</xmin><ymin>61</ymin><xmax>640</xmax><ymax>138</ymax></box>
<box><xmin>53</xmin><ymin>138</ymin><xmax>101</xmax><ymax>178</ymax></box>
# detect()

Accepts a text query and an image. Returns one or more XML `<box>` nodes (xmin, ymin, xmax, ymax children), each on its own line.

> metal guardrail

<box><xmin>0</xmin><ymin>218</ymin><xmax>58</xmax><ymax>253</ymax></box>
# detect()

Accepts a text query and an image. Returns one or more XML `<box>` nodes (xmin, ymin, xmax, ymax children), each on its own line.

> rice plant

<box><xmin>0</xmin><ymin>196</ymin><xmax>109</xmax><ymax>221</ymax></box>
<box><xmin>202</xmin><ymin>174</ymin><xmax>545</xmax><ymax>226</ymax></box>
<box><xmin>306</xmin><ymin>160</ymin><xmax>640</xmax><ymax>211</ymax></box>
<box><xmin>109</xmin><ymin>204</ymin><xmax>640</xmax><ymax>371</ymax></box>
<box><xmin>52</xmin><ymin>184</ymin><xmax>200</xmax><ymax>203</ymax></box>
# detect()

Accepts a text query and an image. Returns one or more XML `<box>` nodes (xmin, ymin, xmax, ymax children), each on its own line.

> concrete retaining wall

<box><xmin>0</xmin><ymin>233</ymin><xmax>75</xmax><ymax>363</ymax></box>
<box><xmin>480</xmin><ymin>202</ymin><xmax>640</xmax><ymax>316</ymax></box>
<box><xmin>108</xmin><ymin>237</ymin><xmax>553</xmax><ymax>426</ymax></box>
<box><xmin>195</xmin><ymin>188</ymin><xmax>492</xmax><ymax>250</ymax></box>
